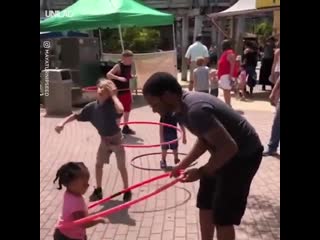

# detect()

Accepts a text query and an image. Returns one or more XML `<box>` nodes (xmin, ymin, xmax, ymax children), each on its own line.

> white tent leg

<box><xmin>172</xmin><ymin>23</ymin><xmax>176</xmax><ymax>50</ymax></box>
<box><xmin>118</xmin><ymin>25</ymin><xmax>125</xmax><ymax>52</ymax></box>
<box><xmin>98</xmin><ymin>29</ymin><xmax>103</xmax><ymax>56</ymax></box>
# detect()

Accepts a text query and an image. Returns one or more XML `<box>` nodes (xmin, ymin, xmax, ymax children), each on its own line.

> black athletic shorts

<box><xmin>196</xmin><ymin>147</ymin><xmax>263</xmax><ymax>226</ymax></box>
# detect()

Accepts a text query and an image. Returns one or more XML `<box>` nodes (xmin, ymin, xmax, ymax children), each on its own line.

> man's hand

<box><xmin>181</xmin><ymin>168</ymin><xmax>201</xmax><ymax>183</ymax></box>
<box><xmin>55</xmin><ymin>124</ymin><xmax>64</xmax><ymax>134</ymax></box>
<box><xmin>170</xmin><ymin>165</ymin><xmax>183</xmax><ymax>178</ymax></box>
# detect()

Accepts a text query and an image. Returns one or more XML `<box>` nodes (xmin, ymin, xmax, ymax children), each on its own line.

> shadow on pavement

<box><xmin>92</xmin><ymin>200</ymin><xmax>136</xmax><ymax>226</ymax></box>
<box><xmin>122</xmin><ymin>135</ymin><xmax>144</xmax><ymax>145</ymax></box>
<box><xmin>130</xmin><ymin>186</ymin><xmax>191</xmax><ymax>214</ymax></box>
<box><xmin>238</xmin><ymin>194</ymin><xmax>280</xmax><ymax>239</ymax></box>
<box><xmin>132</xmin><ymin>95</ymin><xmax>148</xmax><ymax>110</ymax></box>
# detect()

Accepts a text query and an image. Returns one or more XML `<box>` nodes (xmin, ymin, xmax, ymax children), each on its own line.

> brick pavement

<box><xmin>40</xmin><ymin>94</ymin><xmax>280</xmax><ymax>240</ymax></box>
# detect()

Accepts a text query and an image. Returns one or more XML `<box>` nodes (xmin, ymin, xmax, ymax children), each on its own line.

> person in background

<box><xmin>242</xmin><ymin>41</ymin><xmax>258</xmax><ymax>96</ymax></box>
<box><xmin>259</xmin><ymin>37</ymin><xmax>276</xmax><ymax>90</ymax></box>
<box><xmin>159</xmin><ymin>113</ymin><xmax>187</xmax><ymax>169</ymax></box>
<box><xmin>193</xmin><ymin>57</ymin><xmax>210</xmax><ymax>93</ymax></box>
<box><xmin>209</xmin><ymin>45</ymin><xmax>218</xmax><ymax>68</ymax></box>
<box><xmin>263</xmin><ymin>77</ymin><xmax>280</xmax><ymax>156</ymax></box>
<box><xmin>238</xmin><ymin>64</ymin><xmax>248</xmax><ymax>101</ymax></box>
<box><xmin>270</xmin><ymin>40</ymin><xmax>280</xmax><ymax>85</ymax></box>
<box><xmin>185</xmin><ymin>34</ymin><xmax>209</xmax><ymax>91</ymax></box>
<box><xmin>209</xmin><ymin>69</ymin><xmax>219</xmax><ymax>97</ymax></box>
<box><xmin>217</xmin><ymin>39</ymin><xmax>236</xmax><ymax>107</ymax></box>
<box><xmin>107</xmin><ymin>50</ymin><xmax>136</xmax><ymax>135</ymax></box>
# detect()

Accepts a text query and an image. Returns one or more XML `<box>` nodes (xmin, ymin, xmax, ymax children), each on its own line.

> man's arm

<box><xmin>107</xmin><ymin>64</ymin><xmax>126</xmax><ymax>82</ymax></box>
<box><xmin>198</xmin><ymin>118</ymin><xmax>238</xmax><ymax>177</ymax></box>
<box><xmin>176</xmin><ymin>138</ymin><xmax>207</xmax><ymax>170</ymax></box>
<box><xmin>185</xmin><ymin>47</ymin><xmax>191</xmax><ymax>65</ymax></box>
<box><xmin>182</xmin><ymin>106</ymin><xmax>238</xmax><ymax>176</ymax></box>
<box><xmin>270</xmin><ymin>49</ymin><xmax>280</xmax><ymax>82</ymax></box>
<box><xmin>269</xmin><ymin>77</ymin><xmax>280</xmax><ymax>106</ymax></box>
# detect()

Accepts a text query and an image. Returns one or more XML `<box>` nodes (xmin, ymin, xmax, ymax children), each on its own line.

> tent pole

<box><xmin>118</xmin><ymin>25</ymin><xmax>125</xmax><ymax>52</ymax></box>
<box><xmin>98</xmin><ymin>28</ymin><xmax>103</xmax><ymax>56</ymax></box>
<box><xmin>172</xmin><ymin>23</ymin><xmax>176</xmax><ymax>50</ymax></box>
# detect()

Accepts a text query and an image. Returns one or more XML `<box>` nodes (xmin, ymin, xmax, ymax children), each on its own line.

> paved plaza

<box><xmin>40</xmin><ymin>91</ymin><xmax>280</xmax><ymax>240</ymax></box>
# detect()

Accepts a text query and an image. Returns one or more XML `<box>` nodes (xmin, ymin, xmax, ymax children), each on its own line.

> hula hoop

<box><xmin>82</xmin><ymin>86</ymin><xmax>130</xmax><ymax>93</ymax></box>
<box><xmin>58</xmin><ymin>172</ymin><xmax>183</xmax><ymax>229</ymax></box>
<box><xmin>130</xmin><ymin>152</ymin><xmax>197</xmax><ymax>171</ymax></box>
<box><xmin>119</xmin><ymin>121</ymin><xmax>182</xmax><ymax>148</ymax></box>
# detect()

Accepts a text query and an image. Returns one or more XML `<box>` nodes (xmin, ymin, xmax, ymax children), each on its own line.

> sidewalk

<box><xmin>40</xmin><ymin>93</ymin><xmax>279</xmax><ymax>240</ymax></box>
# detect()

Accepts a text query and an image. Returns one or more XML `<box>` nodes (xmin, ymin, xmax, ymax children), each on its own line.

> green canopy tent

<box><xmin>40</xmin><ymin>0</ymin><xmax>175</xmax><ymax>51</ymax></box>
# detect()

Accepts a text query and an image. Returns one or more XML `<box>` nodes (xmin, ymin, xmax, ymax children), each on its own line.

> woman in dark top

<box><xmin>242</xmin><ymin>41</ymin><xmax>258</xmax><ymax>95</ymax></box>
<box><xmin>259</xmin><ymin>37</ymin><xmax>276</xmax><ymax>90</ymax></box>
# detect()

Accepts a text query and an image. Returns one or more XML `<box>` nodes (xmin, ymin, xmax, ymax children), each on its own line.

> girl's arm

<box><xmin>72</xmin><ymin>211</ymin><xmax>105</xmax><ymax>228</ymax></box>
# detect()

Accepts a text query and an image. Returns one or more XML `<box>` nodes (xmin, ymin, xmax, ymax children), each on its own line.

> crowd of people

<box><xmin>185</xmin><ymin>34</ymin><xmax>280</xmax><ymax>108</ymax></box>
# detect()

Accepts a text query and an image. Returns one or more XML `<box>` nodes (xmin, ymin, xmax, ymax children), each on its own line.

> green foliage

<box><xmin>254</xmin><ymin>22</ymin><xmax>273</xmax><ymax>38</ymax></box>
<box><xmin>99</xmin><ymin>27</ymin><xmax>161</xmax><ymax>53</ymax></box>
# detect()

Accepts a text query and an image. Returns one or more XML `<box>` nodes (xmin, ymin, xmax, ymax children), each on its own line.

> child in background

<box><xmin>107</xmin><ymin>50</ymin><xmax>136</xmax><ymax>135</ymax></box>
<box><xmin>232</xmin><ymin>55</ymin><xmax>241</xmax><ymax>98</ymax></box>
<box><xmin>238</xmin><ymin>64</ymin><xmax>248</xmax><ymax>100</ymax></box>
<box><xmin>53</xmin><ymin>162</ymin><xmax>105</xmax><ymax>240</ymax></box>
<box><xmin>160</xmin><ymin>113</ymin><xmax>187</xmax><ymax>169</ymax></box>
<box><xmin>192</xmin><ymin>57</ymin><xmax>210</xmax><ymax>93</ymax></box>
<box><xmin>209</xmin><ymin>69</ymin><xmax>219</xmax><ymax>97</ymax></box>
<box><xmin>55</xmin><ymin>79</ymin><xmax>132</xmax><ymax>202</ymax></box>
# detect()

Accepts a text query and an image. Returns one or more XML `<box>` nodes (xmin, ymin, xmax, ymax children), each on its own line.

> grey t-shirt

<box><xmin>175</xmin><ymin>91</ymin><xmax>262</xmax><ymax>157</ymax></box>
<box><xmin>75</xmin><ymin>100</ymin><xmax>122</xmax><ymax>137</ymax></box>
<box><xmin>193</xmin><ymin>66</ymin><xmax>210</xmax><ymax>91</ymax></box>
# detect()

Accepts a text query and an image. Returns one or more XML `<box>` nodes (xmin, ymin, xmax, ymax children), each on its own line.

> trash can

<box><xmin>41</xmin><ymin>69</ymin><xmax>73</xmax><ymax>116</ymax></box>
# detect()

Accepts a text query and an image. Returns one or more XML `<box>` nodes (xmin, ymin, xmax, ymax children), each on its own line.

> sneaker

<box><xmin>160</xmin><ymin>160</ymin><xmax>167</xmax><ymax>169</ymax></box>
<box><xmin>122</xmin><ymin>125</ymin><xmax>136</xmax><ymax>135</ymax></box>
<box><xmin>263</xmin><ymin>148</ymin><xmax>278</xmax><ymax>156</ymax></box>
<box><xmin>174</xmin><ymin>158</ymin><xmax>180</xmax><ymax>165</ymax></box>
<box><xmin>123</xmin><ymin>191</ymin><xmax>132</xmax><ymax>202</ymax></box>
<box><xmin>89</xmin><ymin>187</ymin><xmax>103</xmax><ymax>202</ymax></box>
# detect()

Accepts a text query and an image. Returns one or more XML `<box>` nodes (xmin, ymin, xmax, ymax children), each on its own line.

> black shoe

<box><xmin>89</xmin><ymin>187</ymin><xmax>103</xmax><ymax>202</ymax></box>
<box><xmin>160</xmin><ymin>160</ymin><xmax>167</xmax><ymax>169</ymax></box>
<box><xmin>123</xmin><ymin>191</ymin><xmax>132</xmax><ymax>202</ymax></box>
<box><xmin>122</xmin><ymin>125</ymin><xmax>136</xmax><ymax>135</ymax></box>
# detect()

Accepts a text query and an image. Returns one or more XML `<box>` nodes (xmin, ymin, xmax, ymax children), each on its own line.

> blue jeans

<box><xmin>268</xmin><ymin>101</ymin><xmax>280</xmax><ymax>151</ymax></box>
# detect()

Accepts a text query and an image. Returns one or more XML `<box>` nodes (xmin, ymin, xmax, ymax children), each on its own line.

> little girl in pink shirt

<box><xmin>53</xmin><ymin>162</ymin><xmax>105</xmax><ymax>240</ymax></box>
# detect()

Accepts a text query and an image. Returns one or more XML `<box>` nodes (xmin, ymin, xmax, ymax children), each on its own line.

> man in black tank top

<box><xmin>107</xmin><ymin>50</ymin><xmax>135</xmax><ymax>135</ymax></box>
<box><xmin>143</xmin><ymin>72</ymin><xmax>263</xmax><ymax>240</ymax></box>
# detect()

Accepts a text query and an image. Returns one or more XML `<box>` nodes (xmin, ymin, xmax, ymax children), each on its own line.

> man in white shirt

<box><xmin>185</xmin><ymin>34</ymin><xmax>209</xmax><ymax>90</ymax></box>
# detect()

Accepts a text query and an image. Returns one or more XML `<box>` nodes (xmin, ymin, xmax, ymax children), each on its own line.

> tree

<box><xmin>253</xmin><ymin>22</ymin><xmax>273</xmax><ymax>42</ymax></box>
<box><xmin>97</xmin><ymin>27</ymin><xmax>161</xmax><ymax>53</ymax></box>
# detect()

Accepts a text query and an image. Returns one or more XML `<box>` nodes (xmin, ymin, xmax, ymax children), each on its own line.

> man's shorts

<box><xmin>97</xmin><ymin>132</ymin><xmax>125</xmax><ymax>169</ymax></box>
<box><xmin>161</xmin><ymin>142</ymin><xmax>178</xmax><ymax>151</ymax></box>
<box><xmin>196</xmin><ymin>147</ymin><xmax>263</xmax><ymax>226</ymax></box>
<box><xmin>118</xmin><ymin>91</ymin><xmax>132</xmax><ymax>112</ymax></box>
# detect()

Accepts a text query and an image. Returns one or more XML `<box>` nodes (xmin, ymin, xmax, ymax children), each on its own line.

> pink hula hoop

<box><xmin>119</xmin><ymin>121</ymin><xmax>182</xmax><ymax>148</ymax></box>
<box><xmin>58</xmin><ymin>172</ymin><xmax>183</xmax><ymax>229</ymax></box>
<box><xmin>82</xmin><ymin>86</ymin><xmax>131</xmax><ymax>93</ymax></box>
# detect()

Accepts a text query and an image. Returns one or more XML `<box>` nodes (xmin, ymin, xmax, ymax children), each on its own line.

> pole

<box><xmin>98</xmin><ymin>29</ymin><xmax>103</xmax><ymax>55</ymax></box>
<box><xmin>118</xmin><ymin>25</ymin><xmax>125</xmax><ymax>52</ymax></box>
<box><xmin>172</xmin><ymin>23</ymin><xmax>176</xmax><ymax>50</ymax></box>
